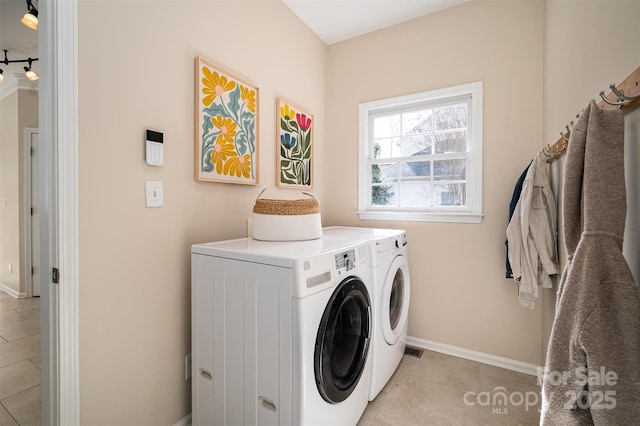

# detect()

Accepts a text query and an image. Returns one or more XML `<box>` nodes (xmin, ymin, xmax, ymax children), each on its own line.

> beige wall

<box><xmin>541</xmin><ymin>0</ymin><xmax>640</xmax><ymax>353</ymax></box>
<box><xmin>77</xmin><ymin>0</ymin><xmax>326</xmax><ymax>424</ymax></box>
<box><xmin>0</xmin><ymin>92</ymin><xmax>20</xmax><ymax>293</ymax></box>
<box><xmin>74</xmin><ymin>0</ymin><xmax>640</xmax><ymax>423</ymax></box>
<box><xmin>324</xmin><ymin>0</ymin><xmax>545</xmax><ymax>364</ymax></box>
<box><xmin>0</xmin><ymin>88</ymin><xmax>38</xmax><ymax>294</ymax></box>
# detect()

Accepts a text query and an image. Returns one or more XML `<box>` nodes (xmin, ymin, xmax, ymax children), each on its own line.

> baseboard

<box><xmin>407</xmin><ymin>336</ymin><xmax>540</xmax><ymax>376</ymax></box>
<box><xmin>0</xmin><ymin>282</ymin><xmax>25</xmax><ymax>299</ymax></box>
<box><xmin>173</xmin><ymin>413</ymin><xmax>191</xmax><ymax>426</ymax></box>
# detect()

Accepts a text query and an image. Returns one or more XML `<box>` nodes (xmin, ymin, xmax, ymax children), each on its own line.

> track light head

<box><xmin>24</xmin><ymin>67</ymin><xmax>38</xmax><ymax>81</ymax></box>
<box><xmin>24</xmin><ymin>59</ymin><xmax>38</xmax><ymax>81</ymax></box>
<box><xmin>21</xmin><ymin>0</ymin><xmax>38</xmax><ymax>30</ymax></box>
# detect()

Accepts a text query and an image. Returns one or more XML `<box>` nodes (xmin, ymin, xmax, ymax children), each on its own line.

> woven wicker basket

<box><xmin>252</xmin><ymin>188</ymin><xmax>322</xmax><ymax>241</ymax></box>
<box><xmin>253</xmin><ymin>198</ymin><xmax>320</xmax><ymax>216</ymax></box>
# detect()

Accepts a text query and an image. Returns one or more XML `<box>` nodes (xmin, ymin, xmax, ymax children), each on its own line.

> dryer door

<box><xmin>314</xmin><ymin>276</ymin><xmax>371</xmax><ymax>403</ymax></box>
<box><xmin>381</xmin><ymin>255</ymin><xmax>410</xmax><ymax>345</ymax></box>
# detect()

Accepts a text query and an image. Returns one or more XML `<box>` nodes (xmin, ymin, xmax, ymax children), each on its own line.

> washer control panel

<box><xmin>335</xmin><ymin>249</ymin><xmax>356</xmax><ymax>271</ymax></box>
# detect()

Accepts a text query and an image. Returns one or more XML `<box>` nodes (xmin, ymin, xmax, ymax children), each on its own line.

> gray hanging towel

<box><xmin>541</xmin><ymin>100</ymin><xmax>640</xmax><ymax>424</ymax></box>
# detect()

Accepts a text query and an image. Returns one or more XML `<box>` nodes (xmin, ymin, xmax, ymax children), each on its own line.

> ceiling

<box><xmin>0</xmin><ymin>0</ymin><xmax>467</xmax><ymax>81</ymax></box>
<box><xmin>281</xmin><ymin>0</ymin><xmax>469</xmax><ymax>44</ymax></box>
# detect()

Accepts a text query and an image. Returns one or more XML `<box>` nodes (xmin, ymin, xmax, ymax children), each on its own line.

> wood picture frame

<box><xmin>195</xmin><ymin>56</ymin><xmax>259</xmax><ymax>184</ymax></box>
<box><xmin>276</xmin><ymin>97</ymin><xmax>314</xmax><ymax>189</ymax></box>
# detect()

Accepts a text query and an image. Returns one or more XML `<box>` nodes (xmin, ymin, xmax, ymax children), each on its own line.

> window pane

<box><xmin>433</xmin><ymin>159</ymin><xmax>466</xmax><ymax>181</ymax></box>
<box><xmin>374</xmin><ymin>140</ymin><xmax>388</xmax><ymax>159</ymax></box>
<box><xmin>372</xmin><ymin>183</ymin><xmax>397</xmax><ymax>206</ymax></box>
<box><xmin>373</xmin><ymin>115</ymin><xmax>401</xmax><ymax>138</ymax></box>
<box><xmin>434</xmin><ymin>104</ymin><xmax>468</xmax><ymax>130</ymax></box>
<box><xmin>374</xmin><ymin>138</ymin><xmax>401</xmax><ymax>158</ymax></box>
<box><xmin>434</xmin><ymin>183</ymin><xmax>466</xmax><ymax>206</ymax></box>
<box><xmin>435</xmin><ymin>131</ymin><xmax>467</xmax><ymax>153</ymax></box>
<box><xmin>371</xmin><ymin>163</ymin><xmax>396</xmax><ymax>184</ymax></box>
<box><xmin>398</xmin><ymin>183</ymin><xmax>432</xmax><ymax>207</ymax></box>
<box><xmin>402</xmin><ymin>110</ymin><xmax>433</xmax><ymax>135</ymax></box>
<box><xmin>402</xmin><ymin>135</ymin><xmax>432</xmax><ymax>156</ymax></box>
<box><xmin>373</xmin><ymin>141</ymin><xmax>382</xmax><ymax>159</ymax></box>
<box><xmin>400</xmin><ymin>161</ymin><xmax>430</xmax><ymax>179</ymax></box>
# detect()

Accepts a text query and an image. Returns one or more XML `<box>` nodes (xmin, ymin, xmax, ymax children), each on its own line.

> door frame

<box><xmin>23</xmin><ymin>127</ymin><xmax>39</xmax><ymax>298</ymax></box>
<box><xmin>40</xmin><ymin>0</ymin><xmax>79</xmax><ymax>424</ymax></box>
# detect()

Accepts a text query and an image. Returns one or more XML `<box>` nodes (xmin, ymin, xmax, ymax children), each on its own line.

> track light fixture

<box><xmin>21</xmin><ymin>0</ymin><xmax>39</xmax><ymax>30</ymax></box>
<box><xmin>0</xmin><ymin>50</ymin><xmax>39</xmax><ymax>83</ymax></box>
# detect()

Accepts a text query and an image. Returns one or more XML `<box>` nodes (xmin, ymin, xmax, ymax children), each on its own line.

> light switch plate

<box><xmin>145</xmin><ymin>181</ymin><xmax>164</xmax><ymax>207</ymax></box>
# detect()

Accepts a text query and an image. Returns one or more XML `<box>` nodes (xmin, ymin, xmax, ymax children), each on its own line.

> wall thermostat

<box><xmin>145</xmin><ymin>129</ymin><xmax>164</xmax><ymax>166</ymax></box>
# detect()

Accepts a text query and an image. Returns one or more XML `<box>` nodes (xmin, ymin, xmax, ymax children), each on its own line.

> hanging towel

<box><xmin>541</xmin><ymin>100</ymin><xmax>640</xmax><ymax>424</ymax></box>
<box><xmin>506</xmin><ymin>152</ymin><xmax>558</xmax><ymax>308</ymax></box>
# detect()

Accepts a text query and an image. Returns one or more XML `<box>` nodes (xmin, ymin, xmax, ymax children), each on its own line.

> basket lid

<box><xmin>252</xmin><ymin>187</ymin><xmax>320</xmax><ymax>216</ymax></box>
<box><xmin>253</xmin><ymin>198</ymin><xmax>319</xmax><ymax>216</ymax></box>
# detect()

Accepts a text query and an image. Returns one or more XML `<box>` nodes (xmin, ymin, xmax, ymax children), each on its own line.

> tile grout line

<box><xmin>0</xmin><ymin>297</ymin><xmax>41</xmax><ymax>426</ymax></box>
<box><xmin>0</xmin><ymin>399</ymin><xmax>20</xmax><ymax>425</ymax></box>
<box><xmin>0</xmin><ymin>356</ymin><xmax>42</xmax><ymax>420</ymax></box>
<box><xmin>1</xmin><ymin>382</ymin><xmax>42</xmax><ymax>402</ymax></box>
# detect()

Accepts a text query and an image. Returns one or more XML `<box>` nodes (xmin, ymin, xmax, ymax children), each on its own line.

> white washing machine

<box><xmin>322</xmin><ymin>227</ymin><xmax>411</xmax><ymax>401</ymax></box>
<box><xmin>191</xmin><ymin>237</ymin><xmax>373</xmax><ymax>426</ymax></box>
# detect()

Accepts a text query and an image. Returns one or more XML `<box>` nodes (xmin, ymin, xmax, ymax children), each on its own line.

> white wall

<box><xmin>624</xmin><ymin>107</ymin><xmax>639</xmax><ymax>283</ymax></box>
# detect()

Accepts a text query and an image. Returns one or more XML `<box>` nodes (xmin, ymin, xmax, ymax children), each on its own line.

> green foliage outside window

<box><xmin>371</xmin><ymin>144</ymin><xmax>394</xmax><ymax>205</ymax></box>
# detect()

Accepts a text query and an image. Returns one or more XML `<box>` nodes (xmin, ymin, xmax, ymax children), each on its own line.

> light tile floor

<box><xmin>0</xmin><ymin>291</ymin><xmax>541</xmax><ymax>426</ymax></box>
<box><xmin>358</xmin><ymin>350</ymin><xmax>541</xmax><ymax>426</ymax></box>
<box><xmin>0</xmin><ymin>291</ymin><xmax>41</xmax><ymax>426</ymax></box>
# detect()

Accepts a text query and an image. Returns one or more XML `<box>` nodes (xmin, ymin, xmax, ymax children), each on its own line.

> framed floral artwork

<box><xmin>195</xmin><ymin>57</ymin><xmax>259</xmax><ymax>184</ymax></box>
<box><xmin>277</xmin><ymin>98</ymin><xmax>314</xmax><ymax>189</ymax></box>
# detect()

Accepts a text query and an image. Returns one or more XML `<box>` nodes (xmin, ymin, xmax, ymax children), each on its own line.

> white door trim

<box><xmin>40</xmin><ymin>0</ymin><xmax>80</xmax><ymax>424</ymax></box>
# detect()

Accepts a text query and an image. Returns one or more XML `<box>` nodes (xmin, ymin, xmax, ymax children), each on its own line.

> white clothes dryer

<box><xmin>191</xmin><ymin>237</ymin><xmax>373</xmax><ymax>426</ymax></box>
<box><xmin>322</xmin><ymin>227</ymin><xmax>411</xmax><ymax>401</ymax></box>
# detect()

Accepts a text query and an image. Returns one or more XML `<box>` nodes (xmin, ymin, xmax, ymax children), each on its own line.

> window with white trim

<box><xmin>358</xmin><ymin>82</ymin><xmax>483</xmax><ymax>223</ymax></box>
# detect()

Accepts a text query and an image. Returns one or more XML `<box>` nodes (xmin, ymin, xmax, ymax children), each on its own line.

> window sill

<box><xmin>357</xmin><ymin>210</ymin><xmax>484</xmax><ymax>224</ymax></box>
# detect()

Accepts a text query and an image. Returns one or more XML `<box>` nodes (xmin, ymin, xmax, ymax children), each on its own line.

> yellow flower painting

<box><xmin>195</xmin><ymin>56</ymin><xmax>259</xmax><ymax>184</ymax></box>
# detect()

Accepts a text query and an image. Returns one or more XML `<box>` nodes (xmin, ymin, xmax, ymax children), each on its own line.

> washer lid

<box><xmin>191</xmin><ymin>236</ymin><xmax>359</xmax><ymax>268</ymax></box>
<box><xmin>322</xmin><ymin>226</ymin><xmax>406</xmax><ymax>241</ymax></box>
